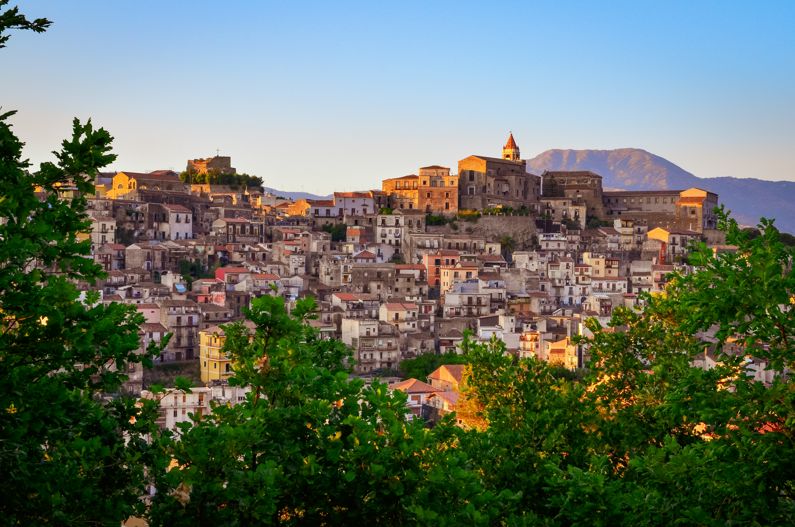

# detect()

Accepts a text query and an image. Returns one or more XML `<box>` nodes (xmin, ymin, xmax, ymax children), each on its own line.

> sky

<box><xmin>2</xmin><ymin>1</ymin><xmax>794</xmax><ymax>194</ymax></box>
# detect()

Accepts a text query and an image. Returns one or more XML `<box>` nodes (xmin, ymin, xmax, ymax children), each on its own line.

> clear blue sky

<box><xmin>2</xmin><ymin>1</ymin><xmax>794</xmax><ymax>193</ymax></box>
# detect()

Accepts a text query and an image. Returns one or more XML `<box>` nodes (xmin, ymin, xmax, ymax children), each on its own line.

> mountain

<box><xmin>262</xmin><ymin>187</ymin><xmax>331</xmax><ymax>201</ymax></box>
<box><xmin>526</xmin><ymin>148</ymin><xmax>795</xmax><ymax>233</ymax></box>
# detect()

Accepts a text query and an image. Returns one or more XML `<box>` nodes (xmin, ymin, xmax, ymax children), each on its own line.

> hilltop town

<box><xmin>73</xmin><ymin>134</ymin><xmax>731</xmax><ymax>426</ymax></box>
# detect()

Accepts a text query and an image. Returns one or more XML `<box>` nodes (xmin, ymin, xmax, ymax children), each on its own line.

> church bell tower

<box><xmin>502</xmin><ymin>132</ymin><xmax>520</xmax><ymax>161</ymax></box>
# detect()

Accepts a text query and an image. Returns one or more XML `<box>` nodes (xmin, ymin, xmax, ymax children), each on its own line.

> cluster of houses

<box><xmin>64</xmin><ymin>138</ymin><xmax>755</xmax><ymax>428</ymax></box>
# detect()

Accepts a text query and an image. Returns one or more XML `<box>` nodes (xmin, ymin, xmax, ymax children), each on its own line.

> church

<box><xmin>457</xmin><ymin>133</ymin><xmax>541</xmax><ymax>212</ymax></box>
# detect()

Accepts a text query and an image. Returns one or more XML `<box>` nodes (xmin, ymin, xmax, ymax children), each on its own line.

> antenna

<box><xmin>216</xmin><ymin>148</ymin><xmax>220</xmax><ymax>157</ymax></box>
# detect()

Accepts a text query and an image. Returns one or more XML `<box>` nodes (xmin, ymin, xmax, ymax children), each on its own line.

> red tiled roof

<box><xmin>215</xmin><ymin>266</ymin><xmax>250</xmax><ymax>280</ymax></box>
<box><xmin>428</xmin><ymin>364</ymin><xmax>465</xmax><ymax>384</ymax></box>
<box><xmin>389</xmin><ymin>378</ymin><xmax>438</xmax><ymax>393</ymax></box>
<box><xmin>384</xmin><ymin>302</ymin><xmax>417</xmax><ymax>311</ymax></box>
<box><xmin>334</xmin><ymin>191</ymin><xmax>373</xmax><ymax>199</ymax></box>
<box><xmin>308</xmin><ymin>199</ymin><xmax>335</xmax><ymax>207</ymax></box>
<box><xmin>504</xmin><ymin>133</ymin><xmax>518</xmax><ymax>150</ymax></box>
<box><xmin>333</xmin><ymin>292</ymin><xmax>377</xmax><ymax>302</ymax></box>
<box><xmin>253</xmin><ymin>273</ymin><xmax>280</xmax><ymax>280</ymax></box>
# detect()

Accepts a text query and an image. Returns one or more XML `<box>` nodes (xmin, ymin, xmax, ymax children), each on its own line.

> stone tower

<box><xmin>502</xmin><ymin>132</ymin><xmax>520</xmax><ymax>161</ymax></box>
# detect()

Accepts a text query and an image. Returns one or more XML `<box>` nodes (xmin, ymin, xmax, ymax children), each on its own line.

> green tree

<box><xmin>0</xmin><ymin>6</ymin><xmax>161</xmax><ymax>523</ymax></box>
<box><xmin>425</xmin><ymin>213</ymin><xmax>449</xmax><ymax>226</ymax></box>
<box><xmin>321</xmin><ymin>222</ymin><xmax>347</xmax><ymax>242</ymax></box>
<box><xmin>455</xmin><ymin>210</ymin><xmax>795</xmax><ymax>525</ymax></box>
<box><xmin>179</xmin><ymin>170</ymin><xmax>263</xmax><ymax>188</ymax></box>
<box><xmin>398</xmin><ymin>351</ymin><xmax>468</xmax><ymax>381</ymax></box>
<box><xmin>498</xmin><ymin>235</ymin><xmax>515</xmax><ymax>262</ymax></box>
<box><xmin>147</xmin><ymin>296</ymin><xmax>499</xmax><ymax>525</ymax></box>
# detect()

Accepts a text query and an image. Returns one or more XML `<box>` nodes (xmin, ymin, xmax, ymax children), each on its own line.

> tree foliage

<box><xmin>398</xmin><ymin>351</ymin><xmax>468</xmax><ymax>381</ymax></box>
<box><xmin>179</xmin><ymin>170</ymin><xmax>263</xmax><ymax>188</ymax></box>
<box><xmin>453</xmin><ymin>209</ymin><xmax>795</xmax><ymax>525</ymax></box>
<box><xmin>4</xmin><ymin>4</ymin><xmax>794</xmax><ymax>524</ymax></box>
<box><xmin>321</xmin><ymin>222</ymin><xmax>347</xmax><ymax>242</ymax></box>
<box><xmin>149</xmin><ymin>210</ymin><xmax>794</xmax><ymax>524</ymax></box>
<box><xmin>0</xmin><ymin>9</ymin><xmax>161</xmax><ymax>523</ymax></box>
<box><xmin>0</xmin><ymin>0</ymin><xmax>50</xmax><ymax>49</ymax></box>
<box><xmin>0</xmin><ymin>116</ymin><xmax>158</xmax><ymax>523</ymax></box>
<box><xmin>146</xmin><ymin>296</ymin><xmax>496</xmax><ymax>525</ymax></box>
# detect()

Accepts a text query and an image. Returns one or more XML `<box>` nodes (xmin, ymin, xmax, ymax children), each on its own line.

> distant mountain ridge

<box><xmin>262</xmin><ymin>187</ymin><xmax>330</xmax><ymax>201</ymax></box>
<box><xmin>526</xmin><ymin>148</ymin><xmax>795</xmax><ymax>233</ymax></box>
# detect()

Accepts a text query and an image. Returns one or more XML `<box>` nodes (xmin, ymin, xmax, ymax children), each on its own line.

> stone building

<box><xmin>376</xmin><ymin>210</ymin><xmax>425</xmax><ymax>253</ymax></box>
<box><xmin>147</xmin><ymin>203</ymin><xmax>193</xmax><ymax>241</ymax></box>
<box><xmin>106</xmin><ymin>170</ymin><xmax>184</xmax><ymax>200</ymax></box>
<box><xmin>602</xmin><ymin>187</ymin><xmax>718</xmax><ymax>233</ymax></box>
<box><xmin>186</xmin><ymin>155</ymin><xmax>236</xmax><ymax>175</ymax></box>
<box><xmin>417</xmin><ymin>166</ymin><xmax>459</xmax><ymax>214</ymax></box>
<box><xmin>125</xmin><ymin>242</ymin><xmax>168</xmax><ymax>274</ymax></box>
<box><xmin>602</xmin><ymin>189</ymin><xmax>682</xmax><ymax>228</ymax></box>
<box><xmin>340</xmin><ymin>318</ymin><xmax>400</xmax><ymax>374</ymax></box>
<box><xmin>159</xmin><ymin>299</ymin><xmax>200</xmax><ymax>361</ymax></box>
<box><xmin>349</xmin><ymin>263</ymin><xmax>396</xmax><ymax>300</ymax></box>
<box><xmin>541</xmin><ymin>170</ymin><xmax>604</xmax><ymax>220</ymax></box>
<box><xmin>382</xmin><ymin>175</ymin><xmax>419</xmax><ymax>210</ymax></box>
<box><xmin>539</xmin><ymin>197</ymin><xmax>587</xmax><ymax>228</ymax></box>
<box><xmin>211</xmin><ymin>217</ymin><xmax>264</xmax><ymax>244</ymax></box>
<box><xmin>674</xmin><ymin>188</ymin><xmax>719</xmax><ymax>232</ymax></box>
<box><xmin>86</xmin><ymin>211</ymin><xmax>116</xmax><ymax>251</ymax></box>
<box><xmin>458</xmin><ymin>134</ymin><xmax>541</xmax><ymax>211</ymax></box>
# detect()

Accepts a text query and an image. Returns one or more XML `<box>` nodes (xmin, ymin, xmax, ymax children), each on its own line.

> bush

<box><xmin>322</xmin><ymin>223</ymin><xmax>347</xmax><ymax>242</ymax></box>
<box><xmin>457</xmin><ymin>210</ymin><xmax>481</xmax><ymax>222</ymax></box>
<box><xmin>425</xmin><ymin>213</ymin><xmax>449</xmax><ymax>226</ymax></box>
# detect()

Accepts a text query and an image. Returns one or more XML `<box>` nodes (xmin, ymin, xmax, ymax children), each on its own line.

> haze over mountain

<box><xmin>527</xmin><ymin>148</ymin><xmax>795</xmax><ymax>233</ymax></box>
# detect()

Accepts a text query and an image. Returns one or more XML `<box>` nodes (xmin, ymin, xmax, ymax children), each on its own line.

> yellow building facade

<box><xmin>106</xmin><ymin>171</ymin><xmax>183</xmax><ymax>200</ymax></box>
<box><xmin>199</xmin><ymin>325</ymin><xmax>234</xmax><ymax>384</ymax></box>
<box><xmin>382</xmin><ymin>175</ymin><xmax>419</xmax><ymax>210</ymax></box>
<box><xmin>545</xmin><ymin>337</ymin><xmax>579</xmax><ymax>370</ymax></box>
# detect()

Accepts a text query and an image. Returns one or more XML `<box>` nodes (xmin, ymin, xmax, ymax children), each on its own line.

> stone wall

<box><xmin>428</xmin><ymin>215</ymin><xmax>538</xmax><ymax>249</ymax></box>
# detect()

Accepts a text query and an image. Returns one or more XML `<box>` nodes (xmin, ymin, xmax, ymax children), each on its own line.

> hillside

<box><xmin>526</xmin><ymin>148</ymin><xmax>795</xmax><ymax>232</ymax></box>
